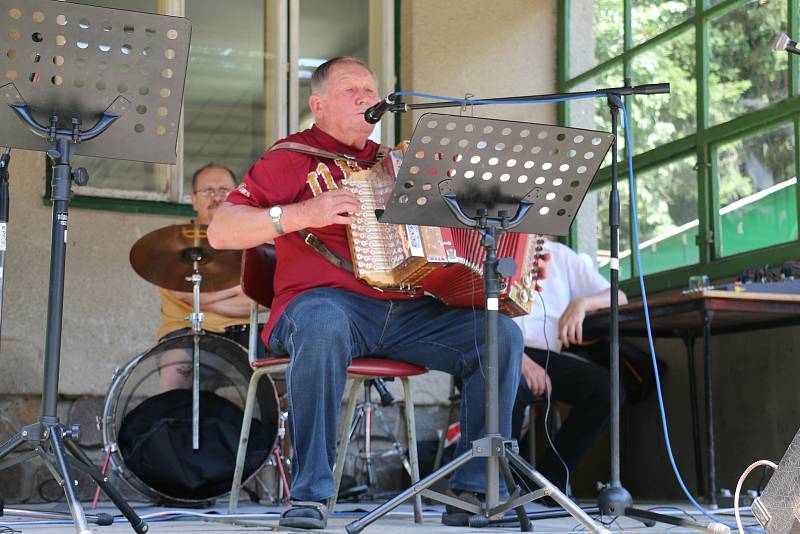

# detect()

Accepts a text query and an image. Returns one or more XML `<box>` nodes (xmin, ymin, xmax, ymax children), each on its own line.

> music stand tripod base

<box><xmin>348</xmin><ymin>114</ymin><xmax>613</xmax><ymax>534</ymax></box>
<box><xmin>0</xmin><ymin>2</ymin><xmax>190</xmax><ymax>532</ymax></box>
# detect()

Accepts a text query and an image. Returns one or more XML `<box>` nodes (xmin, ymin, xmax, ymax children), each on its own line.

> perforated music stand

<box><xmin>0</xmin><ymin>2</ymin><xmax>189</xmax><ymax>533</ymax></box>
<box><xmin>347</xmin><ymin>114</ymin><xmax>614</xmax><ymax>534</ymax></box>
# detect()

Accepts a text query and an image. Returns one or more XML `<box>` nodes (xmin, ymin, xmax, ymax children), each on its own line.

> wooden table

<box><xmin>583</xmin><ymin>289</ymin><xmax>800</xmax><ymax>506</ymax></box>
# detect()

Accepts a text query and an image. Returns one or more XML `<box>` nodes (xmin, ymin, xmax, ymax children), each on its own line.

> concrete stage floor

<box><xmin>0</xmin><ymin>500</ymin><xmax>758</xmax><ymax>533</ymax></box>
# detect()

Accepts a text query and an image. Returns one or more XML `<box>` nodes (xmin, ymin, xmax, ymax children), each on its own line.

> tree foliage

<box><xmin>574</xmin><ymin>0</ymin><xmax>795</xmax><ymax>267</ymax></box>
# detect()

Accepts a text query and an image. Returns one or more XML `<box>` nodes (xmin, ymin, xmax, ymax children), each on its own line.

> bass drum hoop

<box><xmin>101</xmin><ymin>332</ymin><xmax>278</xmax><ymax>505</ymax></box>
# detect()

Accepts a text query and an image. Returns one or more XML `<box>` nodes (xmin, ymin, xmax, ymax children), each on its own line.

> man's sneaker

<box><xmin>279</xmin><ymin>500</ymin><xmax>327</xmax><ymax>530</ymax></box>
<box><xmin>441</xmin><ymin>489</ymin><xmax>485</xmax><ymax>527</ymax></box>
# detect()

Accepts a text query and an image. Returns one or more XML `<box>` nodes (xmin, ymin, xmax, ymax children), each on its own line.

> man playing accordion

<box><xmin>209</xmin><ymin>56</ymin><xmax>542</xmax><ymax>529</ymax></box>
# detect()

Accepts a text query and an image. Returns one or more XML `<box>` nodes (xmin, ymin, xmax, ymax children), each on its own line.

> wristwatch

<box><xmin>268</xmin><ymin>205</ymin><xmax>284</xmax><ymax>236</ymax></box>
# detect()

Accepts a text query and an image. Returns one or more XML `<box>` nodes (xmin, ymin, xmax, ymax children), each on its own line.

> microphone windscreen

<box><xmin>772</xmin><ymin>32</ymin><xmax>791</xmax><ymax>51</ymax></box>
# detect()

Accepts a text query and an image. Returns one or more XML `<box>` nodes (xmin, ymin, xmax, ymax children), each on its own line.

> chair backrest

<box><xmin>240</xmin><ymin>243</ymin><xmax>277</xmax><ymax>308</ymax></box>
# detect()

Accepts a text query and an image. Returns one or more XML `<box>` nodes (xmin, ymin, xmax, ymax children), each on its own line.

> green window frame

<box><xmin>559</xmin><ymin>0</ymin><xmax>800</xmax><ymax>295</ymax></box>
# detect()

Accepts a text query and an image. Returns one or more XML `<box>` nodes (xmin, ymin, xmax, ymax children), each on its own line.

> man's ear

<box><xmin>308</xmin><ymin>94</ymin><xmax>323</xmax><ymax>118</ymax></box>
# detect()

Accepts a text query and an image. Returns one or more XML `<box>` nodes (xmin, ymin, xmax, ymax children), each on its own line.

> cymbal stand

<box><xmin>0</xmin><ymin>103</ymin><xmax>146</xmax><ymax>534</ymax></box>
<box><xmin>187</xmin><ymin>259</ymin><xmax>205</xmax><ymax>450</ymax></box>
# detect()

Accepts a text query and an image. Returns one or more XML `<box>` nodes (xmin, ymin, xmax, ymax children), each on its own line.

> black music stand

<box><xmin>346</xmin><ymin>113</ymin><xmax>614</xmax><ymax>533</ymax></box>
<box><xmin>0</xmin><ymin>1</ymin><xmax>190</xmax><ymax>533</ymax></box>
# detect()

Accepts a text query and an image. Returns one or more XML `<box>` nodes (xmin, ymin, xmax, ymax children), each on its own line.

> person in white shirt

<box><xmin>512</xmin><ymin>237</ymin><xmax>628</xmax><ymax>495</ymax></box>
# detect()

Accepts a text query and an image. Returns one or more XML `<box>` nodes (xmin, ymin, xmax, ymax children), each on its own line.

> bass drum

<box><xmin>101</xmin><ymin>333</ymin><xmax>279</xmax><ymax>505</ymax></box>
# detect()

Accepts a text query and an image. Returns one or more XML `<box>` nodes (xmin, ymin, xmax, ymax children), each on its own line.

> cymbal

<box><xmin>130</xmin><ymin>224</ymin><xmax>242</xmax><ymax>292</ymax></box>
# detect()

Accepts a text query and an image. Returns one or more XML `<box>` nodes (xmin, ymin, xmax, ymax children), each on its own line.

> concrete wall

<box><xmin>1</xmin><ymin>149</ymin><xmax>182</xmax><ymax>397</ymax></box>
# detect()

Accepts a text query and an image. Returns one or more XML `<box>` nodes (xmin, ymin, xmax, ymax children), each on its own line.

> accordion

<box><xmin>345</xmin><ymin>146</ymin><xmax>542</xmax><ymax>317</ymax></box>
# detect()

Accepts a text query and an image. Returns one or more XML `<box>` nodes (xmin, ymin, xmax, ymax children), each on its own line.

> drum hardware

<box><xmin>340</xmin><ymin>378</ymin><xmax>414</xmax><ymax>502</ymax></box>
<box><xmin>100</xmin><ymin>334</ymin><xmax>279</xmax><ymax>506</ymax></box>
<box><xmin>130</xmin><ymin>224</ymin><xmax>242</xmax><ymax>450</ymax></box>
<box><xmin>128</xmin><ymin>224</ymin><xmax>242</xmax><ymax>293</ymax></box>
<box><xmin>253</xmin><ymin>410</ymin><xmax>292</xmax><ymax>505</ymax></box>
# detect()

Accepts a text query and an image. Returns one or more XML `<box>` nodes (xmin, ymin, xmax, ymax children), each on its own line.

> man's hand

<box><xmin>558</xmin><ymin>298</ymin><xmax>587</xmax><ymax>348</ymax></box>
<box><xmin>299</xmin><ymin>189</ymin><xmax>362</xmax><ymax>228</ymax></box>
<box><xmin>521</xmin><ymin>355</ymin><xmax>552</xmax><ymax>397</ymax></box>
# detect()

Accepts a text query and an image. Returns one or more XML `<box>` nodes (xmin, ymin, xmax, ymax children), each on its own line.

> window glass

<box><xmin>708</xmin><ymin>0</ymin><xmax>788</xmax><ymax>126</ymax></box>
<box><xmin>65</xmin><ymin>0</ymin><xmax>166</xmax><ymax>200</ymax></box>
<box><xmin>634</xmin><ymin>156</ymin><xmax>699</xmax><ymax>274</ymax></box>
<box><xmin>717</xmin><ymin>123</ymin><xmax>797</xmax><ymax>256</ymax></box>
<box><xmin>182</xmin><ymin>0</ymin><xmax>266</xmax><ymax>197</ymax></box>
<box><xmin>568</xmin><ymin>0</ymin><xmax>624</xmax><ymax>78</ymax></box>
<box><xmin>631</xmin><ymin>0</ymin><xmax>694</xmax><ymax>48</ymax></box>
<box><xmin>298</xmin><ymin>0</ymin><xmax>370</xmax><ymax>131</ymax></box>
<box><xmin>630</xmin><ymin>29</ymin><xmax>696</xmax><ymax>154</ymax></box>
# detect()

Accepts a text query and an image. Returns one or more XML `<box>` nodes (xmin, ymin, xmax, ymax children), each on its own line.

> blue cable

<box><xmin>612</xmin><ymin>94</ymin><xmax>764</xmax><ymax>533</ymax></box>
<box><xmin>395</xmin><ymin>89</ymin><xmax>763</xmax><ymax>532</ymax></box>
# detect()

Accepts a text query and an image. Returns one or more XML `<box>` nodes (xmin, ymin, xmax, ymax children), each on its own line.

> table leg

<box><xmin>683</xmin><ymin>333</ymin><xmax>705</xmax><ymax>498</ymax></box>
<box><xmin>703</xmin><ymin>310</ymin><xmax>717</xmax><ymax>508</ymax></box>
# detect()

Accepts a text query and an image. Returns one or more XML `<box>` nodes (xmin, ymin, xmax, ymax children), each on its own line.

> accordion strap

<box><xmin>269</xmin><ymin>141</ymin><xmax>389</xmax><ymax>167</ymax></box>
<box><xmin>298</xmin><ymin>229</ymin><xmax>354</xmax><ymax>274</ymax></box>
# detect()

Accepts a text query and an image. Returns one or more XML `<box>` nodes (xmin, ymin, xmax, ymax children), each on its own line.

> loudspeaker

<box><xmin>753</xmin><ymin>427</ymin><xmax>800</xmax><ymax>533</ymax></box>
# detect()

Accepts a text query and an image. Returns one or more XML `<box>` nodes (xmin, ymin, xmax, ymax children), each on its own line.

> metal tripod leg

<box><xmin>45</xmin><ymin>424</ymin><xmax>92</xmax><ymax>534</ymax></box>
<box><xmin>346</xmin><ymin>442</ymin><xmax>611</xmax><ymax>534</ymax></box>
<box><xmin>505</xmin><ymin>448</ymin><xmax>610</xmax><ymax>533</ymax></box>
<box><xmin>62</xmin><ymin>438</ymin><xmax>148</xmax><ymax>533</ymax></box>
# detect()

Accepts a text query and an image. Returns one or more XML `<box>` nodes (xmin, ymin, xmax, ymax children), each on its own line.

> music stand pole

<box><xmin>0</xmin><ymin>3</ymin><xmax>190</xmax><ymax>530</ymax></box>
<box><xmin>0</xmin><ymin>146</ymin><xmax>9</xmax><ymax>350</ymax></box>
<box><xmin>0</xmin><ymin>107</ymin><xmax>147</xmax><ymax>534</ymax></box>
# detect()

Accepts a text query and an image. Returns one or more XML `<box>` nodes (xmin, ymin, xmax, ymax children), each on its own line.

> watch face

<box><xmin>269</xmin><ymin>206</ymin><xmax>282</xmax><ymax>218</ymax></box>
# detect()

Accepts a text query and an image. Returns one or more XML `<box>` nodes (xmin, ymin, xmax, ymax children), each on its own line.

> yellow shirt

<box><xmin>157</xmin><ymin>287</ymin><xmax>248</xmax><ymax>341</ymax></box>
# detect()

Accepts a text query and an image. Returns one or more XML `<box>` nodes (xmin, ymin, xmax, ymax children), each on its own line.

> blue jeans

<box><xmin>268</xmin><ymin>288</ymin><xmax>523</xmax><ymax>501</ymax></box>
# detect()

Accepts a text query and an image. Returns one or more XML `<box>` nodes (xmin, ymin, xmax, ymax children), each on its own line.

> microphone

<box><xmin>364</xmin><ymin>94</ymin><xmax>396</xmax><ymax>124</ymax></box>
<box><xmin>772</xmin><ymin>32</ymin><xmax>800</xmax><ymax>55</ymax></box>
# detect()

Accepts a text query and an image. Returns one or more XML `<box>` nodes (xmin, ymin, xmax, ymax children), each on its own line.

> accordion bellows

<box><xmin>344</xmin><ymin>145</ymin><xmax>541</xmax><ymax>317</ymax></box>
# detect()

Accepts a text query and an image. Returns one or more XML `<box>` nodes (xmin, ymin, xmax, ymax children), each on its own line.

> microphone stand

<box><xmin>367</xmin><ymin>84</ymin><xmax>725</xmax><ymax>532</ymax></box>
<box><xmin>365</xmin><ymin>83</ymin><xmax>670</xmax><ymax>122</ymax></box>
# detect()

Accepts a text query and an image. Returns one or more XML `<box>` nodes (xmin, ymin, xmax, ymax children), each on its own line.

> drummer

<box><xmin>157</xmin><ymin>163</ymin><xmax>255</xmax><ymax>389</ymax></box>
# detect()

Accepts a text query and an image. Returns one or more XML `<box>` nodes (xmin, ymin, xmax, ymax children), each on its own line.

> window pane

<box><xmin>717</xmin><ymin>123</ymin><xmax>797</xmax><ymax>256</ymax></box>
<box><xmin>708</xmin><ymin>0</ymin><xmax>788</xmax><ymax>126</ymax></box>
<box><xmin>298</xmin><ymin>0</ymin><xmax>370</xmax><ymax>131</ymax></box>
<box><xmin>635</xmin><ymin>157</ymin><xmax>699</xmax><ymax>275</ymax></box>
<box><xmin>567</xmin><ymin>63</ymin><xmax>626</xmax><ymax>168</ymax></box>
<box><xmin>595</xmin><ymin>178</ymin><xmax>632</xmax><ymax>281</ymax></box>
<box><xmin>568</xmin><ymin>0</ymin><xmax>624</xmax><ymax>78</ymax></box>
<box><xmin>631</xmin><ymin>0</ymin><xmax>694</xmax><ymax>48</ymax></box>
<box><xmin>183</xmin><ymin>0</ymin><xmax>266</xmax><ymax>197</ymax></box>
<box><xmin>631</xmin><ymin>29</ymin><xmax>696</xmax><ymax>154</ymax></box>
<box><xmin>66</xmin><ymin>0</ymin><xmax>166</xmax><ymax>201</ymax></box>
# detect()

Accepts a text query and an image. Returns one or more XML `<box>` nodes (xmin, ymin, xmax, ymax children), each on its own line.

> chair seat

<box><xmin>251</xmin><ymin>356</ymin><xmax>426</xmax><ymax>377</ymax></box>
<box><xmin>348</xmin><ymin>358</ymin><xmax>427</xmax><ymax>377</ymax></box>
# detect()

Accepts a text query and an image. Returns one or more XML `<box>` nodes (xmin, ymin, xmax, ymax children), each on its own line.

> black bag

<box><xmin>118</xmin><ymin>389</ymin><xmax>270</xmax><ymax>501</ymax></box>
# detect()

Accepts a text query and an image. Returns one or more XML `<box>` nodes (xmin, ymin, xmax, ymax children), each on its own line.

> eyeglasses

<box><xmin>195</xmin><ymin>187</ymin><xmax>233</xmax><ymax>198</ymax></box>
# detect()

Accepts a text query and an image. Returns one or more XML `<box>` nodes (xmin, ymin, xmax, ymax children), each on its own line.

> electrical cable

<box><xmin>733</xmin><ymin>460</ymin><xmax>776</xmax><ymax>534</ymax></box>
